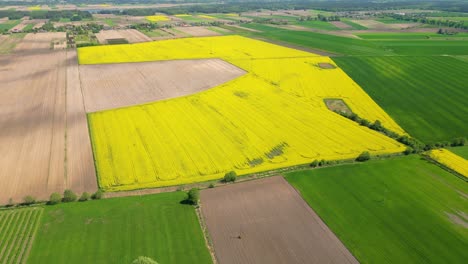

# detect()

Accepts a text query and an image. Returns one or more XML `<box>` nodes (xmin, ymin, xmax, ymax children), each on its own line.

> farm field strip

<box><xmin>27</xmin><ymin>193</ymin><xmax>212</xmax><ymax>264</ymax></box>
<box><xmin>0</xmin><ymin>33</ymin><xmax>68</xmax><ymax>204</ymax></box>
<box><xmin>286</xmin><ymin>155</ymin><xmax>468</xmax><ymax>263</ymax></box>
<box><xmin>0</xmin><ymin>208</ymin><xmax>43</xmax><ymax>264</ymax></box>
<box><xmin>0</xmin><ymin>33</ymin><xmax>97</xmax><ymax>205</ymax></box>
<box><xmin>426</xmin><ymin>148</ymin><xmax>468</xmax><ymax>178</ymax></box>
<box><xmin>174</xmin><ymin>26</ymin><xmax>221</xmax><ymax>37</ymax></box>
<box><xmin>200</xmin><ymin>176</ymin><xmax>358</xmax><ymax>264</ymax></box>
<box><xmin>65</xmin><ymin>51</ymin><xmax>98</xmax><ymax>194</ymax></box>
<box><xmin>334</xmin><ymin>56</ymin><xmax>468</xmax><ymax>143</ymax></box>
<box><xmin>79</xmin><ymin>35</ymin><xmax>405</xmax><ymax>191</ymax></box>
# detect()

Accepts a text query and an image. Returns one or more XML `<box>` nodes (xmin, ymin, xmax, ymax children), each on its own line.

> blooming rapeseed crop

<box><xmin>80</xmin><ymin>35</ymin><xmax>406</xmax><ymax>191</ymax></box>
<box><xmin>146</xmin><ymin>15</ymin><xmax>169</xmax><ymax>22</ymax></box>
<box><xmin>426</xmin><ymin>149</ymin><xmax>468</xmax><ymax>177</ymax></box>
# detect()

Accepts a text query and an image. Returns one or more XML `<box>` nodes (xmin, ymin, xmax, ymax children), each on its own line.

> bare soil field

<box><xmin>79</xmin><ymin>59</ymin><xmax>245</xmax><ymax>112</ymax></box>
<box><xmin>95</xmin><ymin>29</ymin><xmax>152</xmax><ymax>44</ymax></box>
<box><xmin>174</xmin><ymin>26</ymin><xmax>220</xmax><ymax>37</ymax></box>
<box><xmin>200</xmin><ymin>176</ymin><xmax>358</xmax><ymax>264</ymax></box>
<box><xmin>331</xmin><ymin>21</ymin><xmax>353</xmax><ymax>29</ymax></box>
<box><xmin>350</xmin><ymin>19</ymin><xmax>418</xmax><ymax>30</ymax></box>
<box><xmin>0</xmin><ymin>33</ymin><xmax>97</xmax><ymax>205</ymax></box>
<box><xmin>277</xmin><ymin>24</ymin><xmax>359</xmax><ymax>39</ymax></box>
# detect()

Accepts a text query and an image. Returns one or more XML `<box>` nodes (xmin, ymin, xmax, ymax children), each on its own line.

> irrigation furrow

<box><xmin>0</xmin><ymin>211</ymin><xmax>18</xmax><ymax>257</ymax></box>
<box><xmin>15</xmin><ymin>209</ymin><xmax>41</xmax><ymax>264</ymax></box>
<box><xmin>4</xmin><ymin>209</ymin><xmax>34</xmax><ymax>264</ymax></box>
<box><xmin>0</xmin><ymin>209</ymin><xmax>31</xmax><ymax>264</ymax></box>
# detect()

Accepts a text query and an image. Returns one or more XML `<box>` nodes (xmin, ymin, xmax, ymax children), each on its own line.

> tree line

<box><xmin>0</xmin><ymin>10</ymin><xmax>92</xmax><ymax>21</ymax></box>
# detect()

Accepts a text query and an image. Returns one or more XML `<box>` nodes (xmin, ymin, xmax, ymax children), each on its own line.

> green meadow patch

<box><xmin>27</xmin><ymin>192</ymin><xmax>212</xmax><ymax>264</ymax></box>
<box><xmin>286</xmin><ymin>155</ymin><xmax>468</xmax><ymax>264</ymax></box>
<box><xmin>334</xmin><ymin>56</ymin><xmax>468</xmax><ymax>143</ymax></box>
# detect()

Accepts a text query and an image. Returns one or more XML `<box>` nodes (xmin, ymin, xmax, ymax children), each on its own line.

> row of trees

<box><xmin>5</xmin><ymin>189</ymin><xmax>103</xmax><ymax>207</ymax></box>
<box><xmin>0</xmin><ymin>10</ymin><xmax>92</xmax><ymax>21</ymax></box>
<box><xmin>337</xmin><ymin>111</ymin><xmax>466</xmax><ymax>154</ymax></box>
<box><xmin>388</xmin><ymin>14</ymin><xmax>468</xmax><ymax>30</ymax></box>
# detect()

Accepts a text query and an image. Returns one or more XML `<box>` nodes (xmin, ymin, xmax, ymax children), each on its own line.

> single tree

<box><xmin>62</xmin><ymin>189</ymin><xmax>77</xmax><ymax>202</ymax></box>
<box><xmin>310</xmin><ymin>160</ymin><xmax>318</xmax><ymax>168</ymax></box>
<box><xmin>91</xmin><ymin>190</ymin><xmax>103</xmax><ymax>200</ymax></box>
<box><xmin>356</xmin><ymin>151</ymin><xmax>371</xmax><ymax>162</ymax></box>
<box><xmin>23</xmin><ymin>195</ymin><xmax>36</xmax><ymax>205</ymax></box>
<box><xmin>187</xmin><ymin>188</ymin><xmax>200</xmax><ymax>205</ymax></box>
<box><xmin>224</xmin><ymin>171</ymin><xmax>237</xmax><ymax>183</ymax></box>
<box><xmin>49</xmin><ymin>192</ymin><xmax>62</xmax><ymax>205</ymax></box>
<box><xmin>79</xmin><ymin>192</ymin><xmax>90</xmax><ymax>202</ymax></box>
<box><xmin>6</xmin><ymin>198</ymin><xmax>14</xmax><ymax>207</ymax></box>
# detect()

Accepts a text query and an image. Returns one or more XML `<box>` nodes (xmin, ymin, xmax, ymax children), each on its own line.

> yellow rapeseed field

<box><xmin>146</xmin><ymin>15</ymin><xmax>169</xmax><ymax>22</ymax></box>
<box><xmin>426</xmin><ymin>149</ymin><xmax>468</xmax><ymax>177</ymax></box>
<box><xmin>80</xmin><ymin>35</ymin><xmax>406</xmax><ymax>191</ymax></box>
<box><xmin>198</xmin><ymin>15</ymin><xmax>216</xmax><ymax>19</ymax></box>
<box><xmin>28</xmin><ymin>6</ymin><xmax>41</xmax><ymax>10</ymax></box>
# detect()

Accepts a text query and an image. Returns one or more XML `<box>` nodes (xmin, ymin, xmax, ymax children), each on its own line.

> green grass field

<box><xmin>0</xmin><ymin>207</ymin><xmax>43</xmax><ymax>264</ymax></box>
<box><xmin>27</xmin><ymin>193</ymin><xmax>212</xmax><ymax>264</ymax></box>
<box><xmin>0</xmin><ymin>20</ymin><xmax>20</xmax><ymax>31</ymax></box>
<box><xmin>286</xmin><ymin>155</ymin><xmax>468</xmax><ymax>264</ymax></box>
<box><xmin>342</xmin><ymin>19</ymin><xmax>368</xmax><ymax>30</ymax></box>
<box><xmin>357</xmin><ymin>32</ymin><xmax>468</xmax><ymax>40</ymax></box>
<box><xmin>240</xmin><ymin>23</ymin><xmax>392</xmax><ymax>55</ymax></box>
<box><xmin>296</xmin><ymin>20</ymin><xmax>339</xmax><ymax>30</ymax></box>
<box><xmin>448</xmin><ymin>146</ymin><xmax>468</xmax><ymax>159</ymax></box>
<box><xmin>236</xmin><ymin>23</ymin><xmax>468</xmax><ymax>56</ymax></box>
<box><xmin>334</xmin><ymin>56</ymin><xmax>468</xmax><ymax>143</ymax></box>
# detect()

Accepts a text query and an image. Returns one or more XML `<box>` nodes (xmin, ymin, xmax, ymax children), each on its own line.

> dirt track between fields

<box><xmin>79</xmin><ymin>59</ymin><xmax>246</xmax><ymax>112</ymax></box>
<box><xmin>0</xmin><ymin>33</ymin><xmax>97</xmax><ymax>205</ymax></box>
<box><xmin>200</xmin><ymin>176</ymin><xmax>359</xmax><ymax>264</ymax></box>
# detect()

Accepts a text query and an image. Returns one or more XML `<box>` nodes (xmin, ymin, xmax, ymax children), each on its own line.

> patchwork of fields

<box><xmin>79</xmin><ymin>35</ymin><xmax>405</xmax><ymax>191</ymax></box>
<box><xmin>235</xmin><ymin>24</ymin><xmax>468</xmax><ymax>56</ymax></box>
<box><xmin>286</xmin><ymin>155</ymin><xmax>468</xmax><ymax>263</ymax></box>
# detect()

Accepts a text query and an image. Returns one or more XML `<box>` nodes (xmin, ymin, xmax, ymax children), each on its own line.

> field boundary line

<box><xmin>284</xmin><ymin>176</ymin><xmax>361</xmax><ymax>263</ymax></box>
<box><xmin>195</xmin><ymin>205</ymin><xmax>218</xmax><ymax>264</ymax></box>
<box><xmin>421</xmin><ymin>154</ymin><xmax>468</xmax><ymax>182</ymax></box>
<box><xmin>15</xmin><ymin>208</ymin><xmax>40</xmax><ymax>264</ymax></box>
<box><xmin>104</xmin><ymin>153</ymin><xmax>403</xmax><ymax>199</ymax></box>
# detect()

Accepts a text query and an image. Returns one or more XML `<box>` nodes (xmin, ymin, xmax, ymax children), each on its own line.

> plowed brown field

<box><xmin>200</xmin><ymin>176</ymin><xmax>358</xmax><ymax>264</ymax></box>
<box><xmin>95</xmin><ymin>29</ymin><xmax>152</xmax><ymax>44</ymax></box>
<box><xmin>0</xmin><ymin>33</ymin><xmax>97</xmax><ymax>204</ymax></box>
<box><xmin>79</xmin><ymin>59</ymin><xmax>245</xmax><ymax>112</ymax></box>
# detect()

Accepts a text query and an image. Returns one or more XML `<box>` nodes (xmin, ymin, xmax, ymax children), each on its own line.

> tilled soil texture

<box><xmin>79</xmin><ymin>59</ymin><xmax>246</xmax><ymax>112</ymax></box>
<box><xmin>0</xmin><ymin>33</ymin><xmax>97</xmax><ymax>205</ymax></box>
<box><xmin>200</xmin><ymin>176</ymin><xmax>359</xmax><ymax>264</ymax></box>
<box><xmin>174</xmin><ymin>27</ymin><xmax>221</xmax><ymax>37</ymax></box>
<box><xmin>95</xmin><ymin>29</ymin><xmax>152</xmax><ymax>44</ymax></box>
